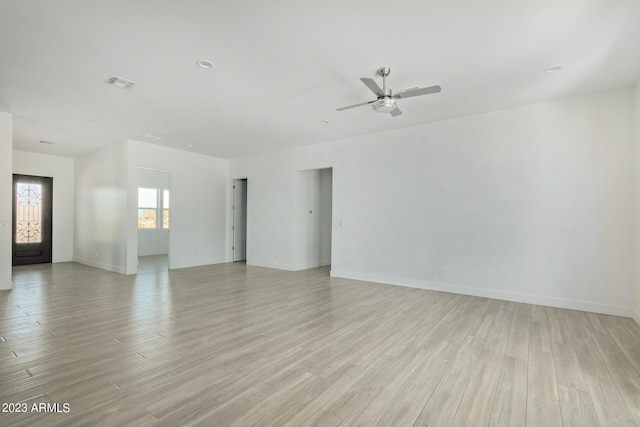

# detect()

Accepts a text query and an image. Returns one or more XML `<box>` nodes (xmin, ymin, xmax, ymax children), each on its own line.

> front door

<box><xmin>12</xmin><ymin>174</ymin><xmax>53</xmax><ymax>265</ymax></box>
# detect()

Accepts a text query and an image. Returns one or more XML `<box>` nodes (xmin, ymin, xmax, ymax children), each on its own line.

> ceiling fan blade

<box><xmin>393</xmin><ymin>85</ymin><xmax>441</xmax><ymax>99</ymax></box>
<box><xmin>389</xmin><ymin>106</ymin><xmax>403</xmax><ymax>117</ymax></box>
<box><xmin>360</xmin><ymin>78</ymin><xmax>384</xmax><ymax>96</ymax></box>
<box><xmin>336</xmin><ymin>99</ymin><xmax>376</xmax><ymax>111</ymax></box>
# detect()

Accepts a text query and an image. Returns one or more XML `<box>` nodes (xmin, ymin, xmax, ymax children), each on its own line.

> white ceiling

<box><xmin>1</xmin><ymin>0</ymin><xmax>639</xmax><ymax>159</ymax></box>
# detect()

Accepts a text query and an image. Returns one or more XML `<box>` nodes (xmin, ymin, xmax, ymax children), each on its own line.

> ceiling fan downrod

<box><xmin>376</xmin><ymin>67</ymin><xmax>392</xmax><ymax>97</ymax></box>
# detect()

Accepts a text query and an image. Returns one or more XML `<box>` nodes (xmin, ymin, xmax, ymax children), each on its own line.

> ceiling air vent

<box><xmin>105</xmin><ymin>75</ymin><xmax>136</xmax><ymax>89</ymax></box>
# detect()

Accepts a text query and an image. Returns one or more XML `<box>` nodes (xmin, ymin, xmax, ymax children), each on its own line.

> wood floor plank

<box><xmin>551</xmin><ymin>341</ymin><xmax>588</xmax><ymax>391</ymax></box>
<box><xmin>530</xmin><ymin>305</ymin><xmax>552</xmax><ymax>352</ymax></box>
<box><xmin>548</xmin><ymin>307</ymin><xmax>572</xmax><ymax>345</ymax></box>
<box><xmin>504</xmin><ymin>303</ymin><xmax>531</xmax><ymax>361</ymax></box>
<box><xmin>480</xmin><ymin>300</ymin><xmax>516</xmax><ymax>368</ymax></box>
<box><xmin>619</xmin><ymin>318</ymin><xmax>640</xmax><ymax>346</ymax></box>
<box><xmin>607</xmin><ymin>326</ymin><xmax>640</xmax><ymax>375</ymax></box>
<box><xmin>375</xmin><ymin>340</ymin><xmax>457</xmax><ymax>427</ymax></box>
<box><xmin>585</xmin><ymin>375</ymin><xmax>639</xmax><ymax>427</ymax></box>
<box><xmin>527</xmin><ymin>350</ymin><xmax>562</xmax><ymax>426</ymax></box>
<box><xmin>298</xmin><ymin>409</ymin><xmax>341</xmax><ymax>427</ymax></box>
<box><xmin>590</xmin><ymin>330</ymin><xmax>639</xmax><ymax>375</ymax></box>
<box><xmin>450</xmin><ymin>362</ymin><xmax>501</xmax><ymax>426</ymax></box>
<box><xmin>563</xmin><ymin>310</ymin><xmax>611</xmax><ymax>380</ymax></box>
<box><xmin>488</xmin><ymin>356</ymin><xmax>527</xmax><ymax>427</ymax></box>
<box><xmin>607</xmin><ymin>366</ymin><xmax>640</xmax><ymax>424</ymax></box>
<box><xmin>412</xmin><ymin>336</ymin><xmax>486</xmax><ymax>427</ymax></box>
<box><xmin>557</xmin><ymin>385</ymin><xmax>601</xmax><ymax>427</ymax></box>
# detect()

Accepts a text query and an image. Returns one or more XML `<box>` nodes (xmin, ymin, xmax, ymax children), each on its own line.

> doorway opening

<box><xmin>137</xmin><ymin>168</ymin><xmax>170</xmax><ymax>273</ymax></box>
<box><xmin>12</xmin><ymin>174</ymin><xmax>53</xmax><ymax>265</ymax></box>
<box><xmin>296</xmin><ymin>167</ymin><xmax>332</xmax><ymax>271</ymax></box>
<box><xmin>232</xmin><ymin>178</ymin><xmax>248</xmax><ymax>262</ymax></box>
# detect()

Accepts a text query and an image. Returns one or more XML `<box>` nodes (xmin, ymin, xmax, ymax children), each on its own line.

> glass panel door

<box><xmin>15</xmin><ymin>183</ymin><xmax>43</xmax><ymax>243</ymax></box>
<box><xmin>12</xmin><ymin>175</ymin><xmax>53</xmax><ymax>265</ymax></box>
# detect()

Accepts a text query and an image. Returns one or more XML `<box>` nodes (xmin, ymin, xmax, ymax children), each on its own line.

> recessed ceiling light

<box><xmin>39</xmin><ymin>140</ymin><xmax>55</xmax><ymax>145</ymax></box>
<box><xmin>543</xmin><ymin>65</ymin><xmax>563</xmax><ymax>74</ymax></box>
<box><xmin>319</xmin><ymin>120</ymin><xmax>330</xmax><ymax>125</ymax></box>
<box><xmin>186</xmin><ymin>144</ymin><xmax>193</xmax><ymax>148</ymax></box>
<box><xmin>196</xmin><ymin>60</ymin><xmax>213</xmax><ymax>69</ymax></box>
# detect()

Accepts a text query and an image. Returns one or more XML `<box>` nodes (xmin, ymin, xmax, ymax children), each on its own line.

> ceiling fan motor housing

<box><xmin>373</xmin><ymin>98</ymin><xmax>396</xmax><ymax>113</ymax></box>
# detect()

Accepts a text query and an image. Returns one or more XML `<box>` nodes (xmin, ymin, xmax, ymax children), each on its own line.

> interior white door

<box><xmin>233</xmin><ymin>179</ymin><xmax>247</xmax><ymax>261</ymax></box>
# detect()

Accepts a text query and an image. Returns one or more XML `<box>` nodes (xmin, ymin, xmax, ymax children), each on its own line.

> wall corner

<box><xmin>634</xmin><ymin>80</ymin><xmax>640</xmax><ymax>324</ymax></box>
<box><xmin>0</xmin><ymin>112</ymin><xmax>13</xmax><ymax>290</ymax></box>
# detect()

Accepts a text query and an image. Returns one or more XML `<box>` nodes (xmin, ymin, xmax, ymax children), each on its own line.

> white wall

<box><xmin>295</xmin><ymin>168</ymin><xmax>332</xmax><ymax>270</ymax></box>
<box><xmin>231</xmin><ymin>88</ymin><xmax>635</xmax><ymax>316</ymax></box>
<box><xmin>231</xmin><ymin>149</ymin><xmax>301</xmax><ymax>270</ymax></box>
<box><xmin>634</xmin><ymin>81</ymin><xmax>640</xmax><ymax>325</ymax></box>
<box><xmin>126</xmin><ymin>140</ymin><xmax>228</xmax><ymax>273</ymax></box>
<box><xmin>0</xmin><ymin>112</ymin><xmax>13</xmax><ymax>290</ymax></box>
<box><xmin>74</xmin><ymin>142</ymin><xmax>129</xmax><ymax>273</ymax></box>
<box><xmin>13</xmin><ymin>150</ymin><xmax>74</xmax><ymax>262</ymax></box>
<box><xmin>138</xmin><ymin>168</ymin><xmax>169</xmax><ymax>256</ymax></box>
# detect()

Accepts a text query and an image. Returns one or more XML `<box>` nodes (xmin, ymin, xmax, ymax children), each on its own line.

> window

<box><xmin>138</xmin><ymin>188</ymin><xmax>157</xmax><ymax>228</ymax></box>
<box><xmin>163</xmin><ymin>189</ymin><xmax>170</xmax><ymax>229</ymax></box>
<box><xmin>15</xmin><ymin>183</ymin><xmax>43</xmax><ymax>243</ymax></box>
<box><xmin>138</xmin><ymin>188</ymin><xmax>170</xmax><ymax>229</ymax></box>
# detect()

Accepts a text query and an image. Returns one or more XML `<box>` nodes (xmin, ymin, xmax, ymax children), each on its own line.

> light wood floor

<box><xmin>1</xmin><ymin>257</ymin><xmax>640</xmax><ymax>426</ymax></box>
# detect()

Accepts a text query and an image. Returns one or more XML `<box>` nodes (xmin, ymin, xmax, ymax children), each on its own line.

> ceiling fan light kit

<box><xmin>372</xmin><ymin>98</ymin><xmax>397</xmax><ymax>113</ymax></box>
<box><xmin>337</xmin><ymin>67</ymin><xmax>441</xmax><ymax>117</ymax></box>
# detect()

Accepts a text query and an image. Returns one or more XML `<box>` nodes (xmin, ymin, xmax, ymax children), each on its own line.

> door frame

<box><xmin>232</xmin><ymin>178</ymin><xmax>248</xmax><ymax>262</ymax></box>
<box><xmin>295</xmin><ymin>167</ymin><xmax>333</xmax><ymax>270</ymax></box>
<box><xmin>137</xmin><ymin>167</ymin><xmax>172</xmax><ymax>269</ymax></box>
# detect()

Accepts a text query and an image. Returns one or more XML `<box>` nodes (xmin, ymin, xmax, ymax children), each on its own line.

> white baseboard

<box><xmin>169</xmin><ymin>258</ymin><xmax>228</xmax><ymax>270</ymax></box>
<box><xmin>330</xmin><ymin>269</ymin><xmax>631</xmax><ymax>317</ymax></box>
<box><xmin>138</xmin><ymin>251</ymin><xmax>169</xmax><ymax>257</ymax></box>
<box><xmin>293</xmin><ymin>259</ymin><xmax>332</xmax><ymax>271</ymax></box>
<box><xmin>247</xmin><ymin>259</ymin><xmax>297</xmax><ymax>271</ymax></box>
<box><xmin>0</xmin><ymin>280</ymin><xmax>14</xmax><ymax>291</ymax></box>
<box><xmin>633</xmin><ymin>308</ymin><xmax>640</xmax><ymax>326</ymax></box>
<box><xmin>73</xmin><ymin>258</ymin><xmax>126</xmax><ymax>274</ymax></box>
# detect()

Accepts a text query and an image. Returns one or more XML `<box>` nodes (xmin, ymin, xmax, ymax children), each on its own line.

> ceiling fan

<box><xmin>337</xmin><ymin>67</ymin><xmax>441</xmax><ymax>117</ymax></box>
